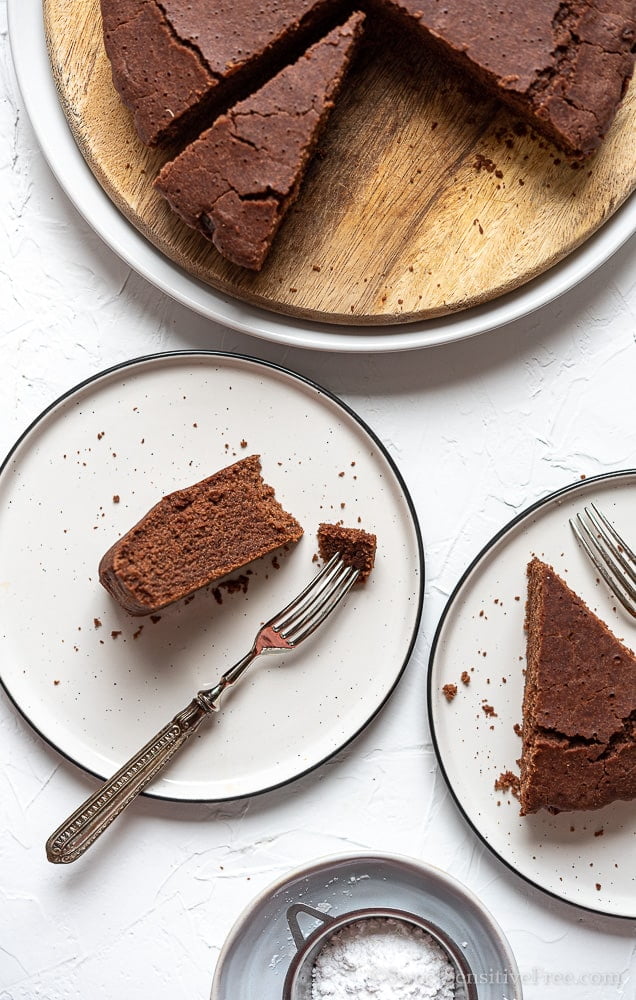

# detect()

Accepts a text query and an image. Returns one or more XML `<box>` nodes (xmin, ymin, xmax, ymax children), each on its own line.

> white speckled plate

<box><xmin>211</xmin><ymin>853</ymin><xmax>522</xmax><ymax>1000</ymax></box>
<box><xmin>429</xmin><ymin>470</ymin><xmax>636</xmax><ymax>918</ymax></box>
<box><xmin>0</xmin><ymin>352</ymin><xmax>423</xmax><ymax>801</ymax></box>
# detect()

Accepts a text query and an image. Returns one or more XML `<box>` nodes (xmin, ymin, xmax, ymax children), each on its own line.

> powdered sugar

<box><xmin>311</xmin><ymin>916</ymin><xmax>456</xmax><ymax>1000</ymax></box>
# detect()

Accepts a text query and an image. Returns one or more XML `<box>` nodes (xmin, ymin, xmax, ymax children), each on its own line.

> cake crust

<box><xmin>520</xmin><ymin>557</ymin><xmax>636</xmax><ymax>814</ymax></box>
<box><xmin>374</xmin><ymin>0</ymin><xmax>636</xmax><ymax>157</ymax></box>
<box><xmin>100</xmin><ymin>0</ymin><xmax>346</xmax><ymax>146</ymax></box>
<box><xmin>155</xmin><ymin>13</ymin><xmax>365</xmax><ymax>269</ymax></box>
<box><xmin>99</xmin><ymin>455</ymin><xmax>303</xmax><ymax>615</ymax></box>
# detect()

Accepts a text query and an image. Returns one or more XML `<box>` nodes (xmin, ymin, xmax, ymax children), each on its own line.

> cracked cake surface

<box><xmin>520</xmin><ymin>557</ymin><xmax>636</xmax><ymax>814</ymax></box>
<box><xmin>375</xmin><ymin>0</ymin><xmax>636</xmax><ymax>156</ymax></box>
<box><xmin>98</xmin><ymin>455</ymin><xmax>303</xmax><ymax>615</ymax></box>
<box><xmin>100</xmin><ymin>0</ymin><xmax>346</xmax><ymax>145</ymax></box>
<box><xmin>154</xmin><ymin>12</ymin><xmax>365</xmax><ymax>269</ymax></box>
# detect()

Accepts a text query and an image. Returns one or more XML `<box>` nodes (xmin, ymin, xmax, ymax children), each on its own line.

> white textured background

<box><xmin>1</xmin><ymin>1</ymin><xmax>636</xmax><ymax>997</ymax></box>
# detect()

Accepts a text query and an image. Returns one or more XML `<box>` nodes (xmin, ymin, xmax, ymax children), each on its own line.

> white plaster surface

<box><xmin>1</xmin><ymin>2</ymin><xmax>635</xmax><ymax>997</ymax></box>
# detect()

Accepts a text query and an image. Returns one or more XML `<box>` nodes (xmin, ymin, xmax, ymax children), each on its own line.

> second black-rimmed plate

<box><xmin>429</xmin><ymin>470</ymin><xmax>636</xmax><ymax>918</ymax></box>
<box><xmin>0</xmin><ymin>352</ymin><xmax>423</xmax><ymax>801</ymax></box>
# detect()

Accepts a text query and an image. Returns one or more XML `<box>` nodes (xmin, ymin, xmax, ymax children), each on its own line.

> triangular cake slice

<box><xmin>100</xmin><ymin>0</ymin><xmax>347</xmax><ymax>146</ymax></box>
<box><xmin>520</xmin><ymin>557</ymin><xmax>636</xmax><ymax>815</ymax></box>
<box><xmin>154</xmin><ymin>12</ymin><xmax>365</xmax><ymax>270</ymax></box>
<box><xmin>373</xmin><ymin>0</ymin><xmax>636</xmax><ymax>157</ymax></box>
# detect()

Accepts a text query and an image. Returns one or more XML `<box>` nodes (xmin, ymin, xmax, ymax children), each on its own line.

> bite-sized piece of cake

<box><xmin>520</xmin><ymin>557</ymin><xmax>636</xmax><ymax>815</ymax></box>
<box><xmin>99</xmin><ymin>455</ymin><xmax>303</xmax><ymax>615</ymax></box>
<box><xmin>317</xmin><ymin>522</ymin><xmax>377</xmax><ymax>583</ymax></box>
<box><xmin>373</xmin><ymin>0</ymin><xmax>636</xmax><ymax>157</ymax></box>
<box><xmin>154</xmin><ymin>12</ymin><xmax>365</xmax><ymax>269</ymax></box>
<box><xmin>100</xmin><ymin>0</ymin><xmax>347</xmax><ymax>146</ymax></box>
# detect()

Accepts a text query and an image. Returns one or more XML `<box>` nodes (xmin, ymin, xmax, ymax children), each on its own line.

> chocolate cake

<box><xmin>317</xmin><ymin>522</ymin><xmax>377</xmax><ymax>582</ymax></box>
<box><xmin>99</xmin><ymin>455</ymin><xmax>303</xmax><ymax>615</ymax></box>
<box><xmin>520</xmin><ymin>557</ymin><xmax>636</xmax><ymax>814</ymax></box>
<box><xmin>155</xmin><ymin>13</ymin><xmax>365</xmax><ymax>270</ymax></box>
<box><xmin>100</xmin><ymin>0</ymin><xmax>346</xmax><ymax>146</ymax></box>
<box><xmin>374</xmin><ymin>0</ymin><xmax>636</xmax><ymax>157</ymax></box>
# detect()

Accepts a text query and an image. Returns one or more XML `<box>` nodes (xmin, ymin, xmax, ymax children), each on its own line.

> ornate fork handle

<box><xmin>46</xmin><ymin>697</ymin><xmax>211</xmax><ymax>864</ymax></box>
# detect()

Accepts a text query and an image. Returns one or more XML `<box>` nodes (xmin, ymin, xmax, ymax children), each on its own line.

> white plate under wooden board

<box><xmin>9</xmin><ymin>0</ymin><xmax>636</xmax><ymax>350</ymax></box>
<box><xmin>43</xmin><ymin>0</ymin><xmax>636</xmax><ymax>327</ymax></box>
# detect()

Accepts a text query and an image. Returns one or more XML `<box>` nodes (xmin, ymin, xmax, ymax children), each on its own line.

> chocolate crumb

<box><xmin>482</xmin><ymin>703</ymin><xmax>497</xmax><ymax>717</ymax></box>
<box><xmin>494</xmin><ymin>770</ymin><xmax>520</xmax><ymax>798</ymax></box>
<box><xmin>113</xmin><ymin>495</ymin><xmax>120</xmax><ymax>504</ymax></box>
<box><xmin>94</xmin><ymin>618</ymin><xmax>102</xmax><ymax>628</ymax></box>
<box><xmin>442</xmin><ymin>683</ymin><xmax>458</xmax><ymax>702</ymax></box>
<box><xmin>460</xmin><ymin>670</ymin><xmax>470</xmax><ymax>685</ymax></box>
<box><xmin>111</xmin><ymin>630</ymin><xmax>122</xmax><ymax>639</ymax></box>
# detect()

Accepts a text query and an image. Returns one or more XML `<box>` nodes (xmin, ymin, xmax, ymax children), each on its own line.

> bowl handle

<box><xmin>286</xmin><ymin>904</ymin><xmax>334</xmax><ymax>951</ymax></box>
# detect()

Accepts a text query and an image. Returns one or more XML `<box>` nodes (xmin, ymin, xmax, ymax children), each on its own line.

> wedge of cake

<box><xmin>520</xmin><ymin>557</ymin><xmax>636</xmax><ymax>814</ymax></box>
<box><xmin>100</xmin><ymin>0</ymin><xmax>346</xmax><ymax>146</ymax></box>
<box><xmin>154</xmin><ymin>12</ymin><xmax>365</xmax><ymax>269</ymax></box>
<box><xmin>374</xmin><ymin>0</ymin><xmax>636</xmax><ymax>157</ymax></box>
<box><xmin>317</xmin><ymin>522</ymin><xmax>377</xmax><ymax>582</ymax></box>
<box><xmin>99</xmin><ymin>455</ymin><xmax>303</xmax><ymax>615</ymax></box>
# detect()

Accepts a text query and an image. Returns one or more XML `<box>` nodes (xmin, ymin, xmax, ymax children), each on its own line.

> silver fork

<box><xmin>569</xmin><ymin>503</ymin><xmax>636</xmax><ymax>618</ymax></box>
<box><xmin>46</xmin><ymin>553</ymin><xmax>358</xmax><ymax>864</ymax></box>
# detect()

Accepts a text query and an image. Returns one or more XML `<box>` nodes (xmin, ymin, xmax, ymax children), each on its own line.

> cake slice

<box><xmin>520</xmin><ymin>557</ymin><xmax>636</xmax><ymax>814</ymax></box>
<box><xmin>373</xmin><ymin>0</ymin><xmax>636</xmax><ymax>157</ymax></box>
<box><xmin>100</xmin><ymin>0</ymin><xmax>347</xmax><ymax>146</ymax></box>
<box><xmin>154</xmin><ymin>12</ymin><xmax>365</xmax><ymax>269</ymax></box>
<box><xmin>317</xmin><ymin>523</ymin><xmax>377</xmax><ymax>582</ymax></box>
<box><xmin>99</xmin><ymin>455</ymin><xmax>303</xmax><ymax>615</ymax></box>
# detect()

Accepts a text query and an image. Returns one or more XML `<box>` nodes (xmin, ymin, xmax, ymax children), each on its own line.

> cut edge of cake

<box><xmin>99</xmin><ymin>454</ymin><xmax>303</xmax><ymax>615</ymax></box>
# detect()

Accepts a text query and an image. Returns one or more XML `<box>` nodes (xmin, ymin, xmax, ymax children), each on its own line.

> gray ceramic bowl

<box><xmin>211</xmin><ymin>853</ymin><xmax>522</xmax><ymax>1000</ymax></box>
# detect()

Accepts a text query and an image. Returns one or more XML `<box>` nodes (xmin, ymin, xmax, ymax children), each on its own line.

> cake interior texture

<box><xmin>99</xmin><ymin>455</ymin><xmax>303</xmax><ymax>615</ymax></box>
<box><xmin>317</xmin><ymin>522</ymin><xmax>377</xmax><ymax>582</ymax></box>
<box><xmin>520</xmin><ymin>557</ymin><xmax>636</xmax><ymax>815</ymax></box>
<box><xmin>155</xmin><ymin>12</ymin><xmax>366</xmax><ymax>270</ymax></box>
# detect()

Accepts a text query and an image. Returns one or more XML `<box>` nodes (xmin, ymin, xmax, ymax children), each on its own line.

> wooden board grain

<box><xmin>44</xmin><ymin>0</ymin><xmax>636</xmax><ymax>326</ymax></box>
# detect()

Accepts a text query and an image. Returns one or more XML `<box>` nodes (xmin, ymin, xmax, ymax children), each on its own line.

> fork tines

<box><xmin>272</xmin><ymin>553</ymin><xmax>359</xmax><ymax>645</ymax></box>
<box><xmin>570</xmin><ymin>503</ymin><xmax>636</xmax><ymax>618</ymax></box>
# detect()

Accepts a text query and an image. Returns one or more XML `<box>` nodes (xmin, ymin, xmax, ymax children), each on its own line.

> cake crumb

<box><xmin>113</xmin><ymin>495</ymin><xmax>120</xmax><ymax>504</ymax></box>
<box><xmin>442</xmin><ymin>683</ymin><xmax>458</xmax><ymax>702</ymax></box>
<box><xmin>111</xmin><ymin>630</ymin><xmax>122</xmax><ymax>639</ymax></box>
<box><xmin>460</xmin><ymin>671</ymin><xmax>470</xmax><ymax>685</ymax></box>
<box><xmin>594</xmin><ymin>828</ymin><xmax>604</xmax><ymax>837</ymax></box>
<box><xmin>482</xmin><ymin>703</ymin><xmax>497</xmax><ymax>717</ymax></box>
<box><xmin>94</xmin><ymin>618</ymin><xmax>102</xmax><ymax>628</ymax></box>
<box><xmin>494</xmin><ymin>770</ymin><xmax>520</xmax><ymax>798</ymax></box>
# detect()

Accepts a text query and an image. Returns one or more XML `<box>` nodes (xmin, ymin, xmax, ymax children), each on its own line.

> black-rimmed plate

<box><xmin>429</xmin><ymin>470</ymin><xmax>636</xmax><ymax>918</ymax></box>
<box><xmin>0</xmin><ymin>352</ymin><xmax>423</xmax><ymax>801</ymax></box>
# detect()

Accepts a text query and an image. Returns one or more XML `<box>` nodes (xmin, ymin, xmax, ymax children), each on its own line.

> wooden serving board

<box><xmin>44</xmin><ymin>0</ymin><xmax>636</xmax><ymax>327</ymax></box>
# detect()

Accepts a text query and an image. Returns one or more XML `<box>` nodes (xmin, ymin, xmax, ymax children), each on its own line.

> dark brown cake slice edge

<box><xmin>520</xmin><ymin>557</ymin><xmax>636</xmax><ymax>815</ymax></box>
<box><xmin>99</xmin><ymin>455</ymin><xmax>303</xmax><ymax>615</ymax></box>
<box><xmin>154</xmin><ymin>12</ymin><xmax>366</xmax><ymax>270</ymax></box>
<box><xmin>317</xmin><ymin>522</ymin><xmax>377</xmax><ymax>582</ymax></box>
<box><xmin>100</xmin><ymin>0</ymin><xmax>349</xmax><ymax>147</ymax></box>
